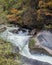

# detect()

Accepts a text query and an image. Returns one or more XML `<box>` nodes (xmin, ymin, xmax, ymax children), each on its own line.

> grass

<box><xmin>0</xmin><ymin>38</ymin><xmax>21</xmax><ymax>65</ymax></box>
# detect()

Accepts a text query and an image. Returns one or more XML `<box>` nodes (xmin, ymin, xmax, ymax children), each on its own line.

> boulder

<box><xmin>29</xmin><ymin>31</ymin><xmax>52</xmax><ymax>56</ymax></box>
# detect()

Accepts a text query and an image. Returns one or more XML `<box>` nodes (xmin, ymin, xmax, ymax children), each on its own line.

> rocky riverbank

<box><xmin>0</xmin><ymin>25</ymin><xmax>52</xmax><ymax>65</ymax></box>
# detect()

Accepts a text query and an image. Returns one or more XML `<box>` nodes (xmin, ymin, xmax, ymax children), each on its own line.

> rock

<box><xmin>29</xmin><ymin>29</ymin><xmax>37</xmax><ymax>35</ymax></box>
<box><xmin>0</xmin><ymin>27</ymin><xmax>6</xmax><ymax>33</ymax></box>
<box><xmin>37</xmin><ymin>31</ymin><xmax>52</xmax><ymax>56</ymax></box>
<box><xmin>12</xmin><ymin>46</ymin><xmax>19</xmax><ymax>53</ymax></box>
<box><xmin>21</xmin><ymin>56</ymin><xmax>52</xmax><ymax>65</ymax></box>
<box><xmin>10</xmin><ymin>29</ymin><xmax>18</xmax><ymax>34</ymax></box>
<box><xmin>10</xmin><ymin>28</ymin><xmax>27</xmax><ymax>34</ymax></box>
<box><xmin>29</xmin><ymin>31</ymin><xmax>52</xmax><ymax>56</ymax></box>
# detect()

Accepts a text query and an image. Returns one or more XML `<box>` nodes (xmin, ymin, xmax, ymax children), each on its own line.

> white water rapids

<box><xmin>0</xmin><ymin>26</ymin><xmax>52</xmax><ymax>64</ymax></box>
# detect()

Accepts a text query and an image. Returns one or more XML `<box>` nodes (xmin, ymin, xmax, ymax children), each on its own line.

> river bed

<box><xmin>0</xmin><ymin>26</ymin><xmax>52</xmax><ymax>65</ymax></box>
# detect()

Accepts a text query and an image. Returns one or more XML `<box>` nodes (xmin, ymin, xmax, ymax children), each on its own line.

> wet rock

<box><xmin>29</xmin><ymin>31</ymin><xmax>52</xmax><ymax>56</ymax></box>
<box><xmin>37</xmin><ymin>31</ymin><xmax>52</xmax><ymax>56</ymax></box>
<box><xmin>22</xmin><ymin>29</ymin><xmax>26</xmax><ymax>33</ymax></box>
<box><xmin>10</xmin><ymin>29</ymin><xmax>18</xmax><ymax>34</ymax></box>
<box><xmin>21</xmin><ymin>56</ymin><xmax>52</xmax><ymax>65</ymax></box>
<box><xmin>12</xmin><ymin>46</ymin><xmax>19</xmax><ymax>53</ymax></box>
<box><xmin>10</xmin><ymin>28</ymin><xmax>27</xmax><ymax>34</ymax></box>
<box><xmin>0</xmin><ymin>27</ymin><xmax>6</xmax><ymax>33</ymax></box>
<box><xmin>29</xmin><ymin>29</ymin><xmax>37</xmax><ymax>35</ymax></box>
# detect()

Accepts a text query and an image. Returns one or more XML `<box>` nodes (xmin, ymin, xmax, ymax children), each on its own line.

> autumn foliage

<box><xmin>0</xmin><ymin>0</ymin><xmax>52</xmax><ymax>29</ymax></box>
<box><xmin>10</xmin><ymin>8</ymin><xmax>19</xmax><ymax>14</ymax></box>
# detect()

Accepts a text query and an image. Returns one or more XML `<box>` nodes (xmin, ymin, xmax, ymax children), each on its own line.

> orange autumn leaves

<box><xmin>10</xmin><ymin>8</ymin><xmax>19</xmax><ymax>14</ymax></box>
<box><xmin>7</xmin><ymin>8</ymin><xmax>21</xmax><ymax>21</ymax></box>
<box><xmin>6</xmin><ymin>0</ymin><xmax>52</xmax><ymax>26</ymax></box>
<box><xmin>37</xmin><ymin>0</ymin><xmax>52</xmax><ymax>20</ymax></box>
<box><xmin>7</xmin><ymin>14</ymin><xmax>21</xmax><ymax>21</ymax></box>
<box><xmin>39</xmin><ymin>0</ymin><xmax>52</xmax><ymax>8</ymax></box>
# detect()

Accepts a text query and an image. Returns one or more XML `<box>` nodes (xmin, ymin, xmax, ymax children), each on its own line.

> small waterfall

<box><xmin>0</xmin><ymin>27</ymin><xmax>52</xmax><ymax>64</ymax></box>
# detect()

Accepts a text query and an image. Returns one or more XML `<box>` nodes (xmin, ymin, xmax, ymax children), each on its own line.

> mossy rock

<box><xmin>29</xmin><ymin>38</ymin><xmax>36</xmax><ymax>49</ymax></box>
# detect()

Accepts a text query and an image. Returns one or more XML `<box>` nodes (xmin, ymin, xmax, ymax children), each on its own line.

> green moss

<box><xmin>29</xmin><ymin>38</ymin><xmax>36</xmax><ymax>49</ymax></box>
<box><xmin>0</xmin><ymin>38</ymin><xmax>21</xmax><ymax>65</ymax></box>
<box><xmin>45</xmin><ymin>24</ymin><xmax>52</xmax><ymax>29</ymax></box>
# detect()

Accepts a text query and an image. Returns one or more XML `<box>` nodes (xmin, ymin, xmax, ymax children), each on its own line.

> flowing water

<box><xmin>0</xmin><ymin>26</ymin><xmax>52</xmax><ymax>64</ymax></box>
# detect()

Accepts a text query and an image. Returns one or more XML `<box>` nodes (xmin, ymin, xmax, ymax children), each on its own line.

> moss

<box><xmin>29</xmin><ymin>38</ymin><xmax>36</xmax><ymax>49</ymax></box>
<box><xmin>45</xmin><ymin>24</ymin><xmax>52</xmax><ymax>29</ymax></box>
<box><xmin>0</xmin><ymin>38</ymin><xmax>21</xmax><ymax>65</ymax></box>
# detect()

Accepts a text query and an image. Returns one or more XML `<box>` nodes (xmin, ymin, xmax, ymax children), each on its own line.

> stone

<box><xmin>21</xmin><ymin>56</ymin><xmax>51</xmax><ymax>65</ymax></box>
<box><xmin>0</xmin><ymin>27</ymin><xmax>6</xmax><ymax>33</ymax></box>
<box><xmin>29</xmin><ymin>31</ymin><xmax>52</xmax><ymax>56</ymax></box>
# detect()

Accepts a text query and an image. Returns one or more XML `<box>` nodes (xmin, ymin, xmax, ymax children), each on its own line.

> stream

<box><xmin>0</xmin><ymin>26</ymin><xmax>52</xmax><ymax>65</ymax></box>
